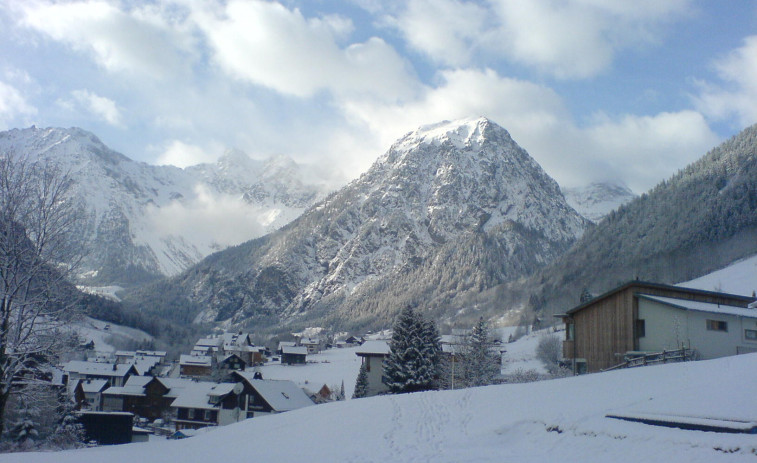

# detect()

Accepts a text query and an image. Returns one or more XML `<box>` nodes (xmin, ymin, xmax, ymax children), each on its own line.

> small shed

<box><xmin>281</xmin><ymin>345</ymin><xmax>307</xmax><ymax>365</ymax></box>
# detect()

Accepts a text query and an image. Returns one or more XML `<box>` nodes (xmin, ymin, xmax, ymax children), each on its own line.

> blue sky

<box><xmin>1</xmin><ymin>0</ymin><xmax>756</xmax><ymax>193</ymax></box>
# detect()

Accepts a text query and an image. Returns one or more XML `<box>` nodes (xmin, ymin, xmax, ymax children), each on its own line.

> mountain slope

<box><xmin>127</xmin><ymin>117</ymin><xmax>590</xmax><ymax>331</ymax></box>
<box><xmin>497</xmin><ymin>123</ymin><xmax>757</xmax><ymax>317</ymax></box>
<box><xmin>562</xmin><ymin>182</ymin><xmax>636</xmax><ymax>223</ymax></box>
<box><xmin>0</xmin><ymin>127</ymin><xmax>325</xmax><ymax>286</ymax></box>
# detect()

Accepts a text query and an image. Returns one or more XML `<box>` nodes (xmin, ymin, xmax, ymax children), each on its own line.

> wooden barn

<box><xmin>559</xmin><ymin>281</ymin><xmax>756</xmax><ymax>373</ymax></box>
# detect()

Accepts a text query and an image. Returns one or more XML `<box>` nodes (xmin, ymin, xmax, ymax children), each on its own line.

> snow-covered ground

<box><xmin>258</xmin><ymin>346</ymin><xmax>363</xmax><ymax>398</ymax></box>
<box><xmin>8</xmin><ymin>352</ymin><xmax>757</xmax><ymax>462</ymax></box>
<box><xmin>70</xmin><ymin>317</ymin><xmax>153</xmax><ymax>354</ymax></box>
<box><xmin>680</xmin><ymin>253</ymin><xmax>757</xmax><ymax>296</ymax></box>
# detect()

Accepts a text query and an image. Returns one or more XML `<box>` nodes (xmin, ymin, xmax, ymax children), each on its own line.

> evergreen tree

<box><xmin>46</xmin><ymin>391</ymin><xmax>85</xmax><ymax>449</ymax></box>
<box><xmin>383</xmin><ymin>306</ymin><xmax>441</xmax><ymax>393</ymax></box>
<box><xmin>352</xmin><ymin>363</ymin><xmax>370</xmax><ymax>399</ymax></box>
<box><xmin>8</xmin><ymin>400</ymin><xmax>40</xmax><ymax>448</ymax></box>
<box><xmin>459</xmin><ymin>317</ymin><xmax>501</xmax><ymax>387</ymax></box>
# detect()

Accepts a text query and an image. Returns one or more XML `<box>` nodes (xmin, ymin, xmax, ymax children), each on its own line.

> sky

<box><xmin>1</xmin><ymin>0</ymin><xmax>757</xmax><ymax>193</ymax></box>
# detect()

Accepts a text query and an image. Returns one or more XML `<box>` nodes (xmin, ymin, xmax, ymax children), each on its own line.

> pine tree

<box><xmin>352</xmin><ymin>363</ymin><xmax>370</xmax><ymax>399</ymax></box>
<box><xmin>46</xmin><ymin>391</ymin><xmax>85</xmax><ymax>449</ymax></box>
<box><xmin>459</xmin><ymin>317</ymin><xmax>501</xmax><ymax>387</ymax></box>
<box><xmin>382</xmin><ymin>306</ymin><xmax>441</xmax><ymax>394</ymax></box>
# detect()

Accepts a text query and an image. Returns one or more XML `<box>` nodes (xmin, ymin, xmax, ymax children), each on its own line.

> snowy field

<box><xmin>7</xmin><ymin>353</ymin><xmax>756</xmax><ymax>462</ymax></box>
<box><xmin>70</xmin><ymin>316</ymin><xmax>153</xmax><ymax>354</ymax></box>
<box><xmin>680</xmin><ymin>253</ymin><xmax>757</xmax><ymax>296</ymax></box>
<box><xmin>258</xmin><ymin>346</ymin><xmax>363</xmax><ymax>398</ymax></box>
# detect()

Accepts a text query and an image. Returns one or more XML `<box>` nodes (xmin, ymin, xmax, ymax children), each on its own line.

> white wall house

<box><xmin>355</xmin><ymin>341</ymin><xmax>390</xmax><ymax>397</ymax></box>
<box><xmin>637</xmin><ymin>295</ymin><xmax>757</xmax><ymax>358</ymax></box>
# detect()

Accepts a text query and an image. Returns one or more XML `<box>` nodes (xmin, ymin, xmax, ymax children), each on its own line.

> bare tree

<box><xmin>0</xmin><ymin>152</ymin><xmax>83</xmax><ymax>431</ymax></box>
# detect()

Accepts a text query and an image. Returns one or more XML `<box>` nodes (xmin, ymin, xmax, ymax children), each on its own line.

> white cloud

<box><xmin>190</xmin><ymin>1</ymin><xmax>419</xmax><ymax>100</ymax></box>
<box><xmin>0</xmin><ymin>80</ymin><xmax>36</xmax><ymax>129</ymax></box>
<box><xmin>155</xmin><ymin>140</ymin><xmax>220</xmax><ymax>168</ymax></box>
<box><xmin>390</xmin><ymin>0</ymin><xmax>694</xmax><ymax>78</ymax></box>
<box><xmin>70</xmin><ymin>89</ymin><xmax>123</xmax><ymax>127</ymax></box>
<box><xmin>338</xmin><ymin>68</ymin><xmax>718</xmax><ymax>192</ymax></box>
<box><xmin>17</xmin><ymin>0</ymin><xmax>192</xmax><ymax>78</ymax></box>
<box><xmin>392</xmin><ymin>0</ymin><xmax>488</xmax><ymax>66</ymax></box>
<box><xmin>694</xmin><ymin>35</ymin><xmax>757</xmax><ymax>128</ymax></box>
<box><xmin>145</xmin><ymin>184</ymin><xmax>269</xmax><ymax>249</ymax></box>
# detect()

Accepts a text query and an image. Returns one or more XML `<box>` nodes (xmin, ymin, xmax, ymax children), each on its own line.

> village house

<box><xmin>277</xmin><ymin>341</ymin><xmax>297</xmax><ymax>355</ymax></box>
<box><xmin>231</xmin><ymin>371</ymin><xmax>314</xmax><ymax>417</ymax></box>
<box><xmin>281</xmin><ymin>345</ymin><xmax>307</xmax><ymax>365</ymax></box>
<box><xmin>171</xmin><ymin>381</ymin><xmax>247</xmax><ymax>430</ymax></box>
<box><xmin>179</xmin><ymin>354</ymin><xmax>214</xmax><ymax>378</ymax></box>
<box><xmin>63</xmin><ymin>361</ymin><xmax>139</xmax><ymax>390</ymax></box>
<box><xmin>355</xmin><ymin>340</ymin><xmax>390</xmax><ymax>397</ymax></box>
<box><xmin>102</xmin><ymin>376</ymin><xmax>175</xmax><ymax>420</ymax></box>
<box><xmin>559</xmin><ymin>281</ymin><xmax>757</xmax><ymax>373</ymax></box>
<box><xmin>299</xmin><ymin>337</ymin><xmax>322</xmax><ymax>354</ymax></box>
<box><xmin>74</xmin><ymin>379</ymin><xmax>109</xmax><ymax>410</ymax></box>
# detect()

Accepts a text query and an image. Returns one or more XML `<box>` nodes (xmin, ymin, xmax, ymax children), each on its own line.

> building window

<box><xmin>635</xmin><ymin>319</ymin><xmax>646</xmax><ymax>338</ymax></box>
<box><xmin>204</xmin><ymin>410</ymin><xmax>212</xmax><ymax>421</ymax></box>
<box><xmin>566</xmin><ymin>323</ymin><xmax>575</xmax><ymax>341</ymax></box>
<box><xmin>745</xmin><ymin>329</ymin><xmax>757</xmax><ymax>341</ymax></box>
<box><xmin>188</xmin><ymin>408</ymin><xmax>195</xmax><ymax>419</ymax></box>
<box><xmin>706</xmin><ymin>320</ymin><xmax>728</xmax><ymax>332</ymax></box>
<box><xmin>365</xmin><ymin>357</ymin><xmax>371</xmax><ymax>372</ymax></box>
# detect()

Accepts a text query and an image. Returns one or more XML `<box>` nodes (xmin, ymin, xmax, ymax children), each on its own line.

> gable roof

<box><xmin>564</xmin><ymin>280</ymin><xmax>755</xmax><ymax>316</ymax></box>
<box><xmin>170</xmin><ymin>382</ymin><xmax>238</xmax><ymax>410</ymax></box>
<box><xmin>63</xmin><ymin>361</ymin><xmax>137</xmax><ymax>378</ymax></box>
<box><xmin>281</xmin><ymin>346</ymin><xmax>307</xmax><ymax>355</ymax></box>
<box><xmin>179</xmin><ymin>354</ymin><xmax>212</xmax><ymax>367</ymax></box>
<box><xmin>639</xmin><ymin>294</ymin><xmax>757</xmax><ymax>319</ymax></box>
<box><xmin>356</xmin><ymin>340</ymin><xmax>390</xmax><ymax>356</ymax></box>
<box><xmin>79</xmin><ymin>379</ymin><xmax>109</xmax><ymax>393</ymax></box>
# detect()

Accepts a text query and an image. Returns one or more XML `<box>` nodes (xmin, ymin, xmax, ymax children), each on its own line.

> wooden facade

<box><xmin>560</xmin><ymin>281</ymin><xmax>754</xmax><ymax>372</ymax></box>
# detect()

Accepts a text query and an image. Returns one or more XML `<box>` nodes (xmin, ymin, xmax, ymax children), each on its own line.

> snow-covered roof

<box><xmin>114</xmin><ymin>351</ymin><xmax>136</xmax><ymax>358</ymax></box>
<box><xmin>244</xmin><ymin>378</ymin><xmax>314</xmax><ymax>412</ymax></box>
<box><xmin>79</xmin><ymin>379</ymin><xmax>109</xmax><ymax>393</ymax></box>
<box><xmin>278</xmin><ymin>341</ymin><xmax>297</xmax><ymax>350</ymax></box>
<box><xmin>300</xmin><ymin>338</ymin><xmax>320</xmax><ymax>345</ymax></box>
<box><xmin>356</xmin><ymin>340</ymin><xmax>390</xmax><ymax>356</ymax></box>
<box><xmin>639</xmin><ymin>294</ymin><xmax>757</xmax><ymax>319</ymax></box>
<box><xmin>64</xmin><ymin>361</ymin><xmax>136</xmax><ymax>377</ymax></box>
<box><xmin>180</xmin><ymin>355</ymin><xmax>212</xmax><ymax>367</ymax></box>
<box><xmin>102</xmin><ymin>385</ymin><xmax>145</xmax><ymax>397</ymax></box>
<box><xmin>195</xmin><ymin>337</ymin><xmax>223</xmax><ymax>348</ymax></box>
<box><xmin>136</xmin><ymin>350</ymin><xmax>167</xmax><ymax>357</ymax></box>
<box><xmin>171</xmin><ymin>382</ymin><xmax>237</xmax><ymax>410</ymax></box>
<box><xmin>129</xmin><ymin>356</ymin><xmax>161</xmax><ymax>375</ymax></box>
<box><xmin>157</xmin><ymin>377</ymin><xmax>197</xmax><ymax>399</ymax></box>
<box><xmin>282</xmin><ymin>346</ymin><xmax>307</xmax><ymax>355</ymax></box>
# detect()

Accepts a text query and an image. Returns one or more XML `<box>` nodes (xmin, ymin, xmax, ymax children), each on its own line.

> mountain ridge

<box><xmin>125</xmin><ymin>117</ymin><xmax>591</xmax><ymax>332</ymax></box>
<box><xmin>0</xmin><ymin>126</ymin><xmax>327</xmax><ymax>286</ymax></box>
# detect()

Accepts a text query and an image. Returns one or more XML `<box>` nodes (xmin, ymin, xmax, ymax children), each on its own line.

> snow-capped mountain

<box><xmin>0</xmin><ymin>126</ymin><xmax>326</xmax><ymax>286</ymax></box>
<box><xmin>562</xmin><ymin>182</ymin><xmax>636</xmax><ymax>222</ymax></box>
<box><xmin>130</xmin><ymin>117</ymin><xmax>590</xmax><ymax>330</ymax></box>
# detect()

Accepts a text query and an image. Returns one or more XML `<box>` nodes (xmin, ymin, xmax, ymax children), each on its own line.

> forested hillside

<box><xmin>494</xmin><ymin>123</ymin><xmax>757</xmax><ymax>318</ymax></box>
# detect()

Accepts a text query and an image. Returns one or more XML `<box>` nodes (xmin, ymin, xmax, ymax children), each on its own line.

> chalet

<box><xmin>102</xmin><ymin>376</ymin><xmax>174</xmax><ymax>419</ymax></box>
<box><xmin>559</xmin><ymin>281</ymin><xmax>757</xmax><ymax>373</ymax></box>
<box><xmin>218</xmin><ymin>353</ymin><xmax>246</xmax><ymax>372</ymax></box>
<box><xmin>281</xmin><ymin>345</ymin><xmax>307</xmax><ymax>365</ymax></box>
<box><xmin>344</xmin><ymin>336</ymin><xmax>364</xmax><ymax>346</ymax></box>
<box><xmin>171</xmin><ymin>381</ymin><xmax>247</xmax><ymax>430</ymax></box>
<box><xmin>63</xmin><ymin>361</ymin><xmax>138</xmax><ymax>389</ymax></box>
<box><xmin>179</xmin><ymin>354</ymin><xmax>214</xmax><ymax>378</ymax></box>
<box><xmin>277</xmin><ymin>341</ymin><xmax>297</xmax><ymax>355</ymax></box>
<box><xmin>231</xmin><ymin>371</ymin><xmax>314</xmax><ymax>417</ymax></box>
<box><xmin>192</xmin><ymin>337</ymin><xmax>224</xmax><ymax>356</ymax></box>
<box><xmin>299</xmin><ymin>337</ymin><xmax>321</xmax><ymax>354</ymax></box>
<box><xmin>355</xmin><ymin>340</ymin><xmax>390</xmax><ymax>397</ymax></box>
<box><xmin>74</xmin><ymin>379</ymin><xmax>109</xmax><ymax>410</ymax></box>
